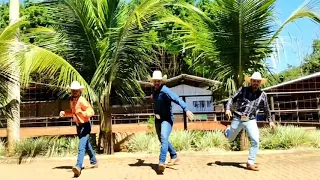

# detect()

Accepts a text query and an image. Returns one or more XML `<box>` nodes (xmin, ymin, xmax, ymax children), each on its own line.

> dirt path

<box><xmin>1</xmin><ymin>152</ymin><xmax>320</xmax><ymax>180</ymax></box>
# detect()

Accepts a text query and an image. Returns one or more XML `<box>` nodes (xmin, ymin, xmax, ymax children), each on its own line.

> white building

<box><xmin>170</xmin><ymin>84</ymin><xmax>213</xmax><ymax>113</ymax></box>
<box><xmin>139</xmin><ymin>74</ymin><xmax>221</xmax><ymax>114</ymax></box>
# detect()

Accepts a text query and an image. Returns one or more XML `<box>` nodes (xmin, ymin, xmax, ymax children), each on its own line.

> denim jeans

<box><xmin>155</xmin><ymin>119</ymin><xmax>178</xmax><ymax>164</ymax></box>
<box><xmin>76</xmin><ymin>122</ymin><xmax>98</xmax><ymax>169</ymax></box>
<box><xmin>227</xmin><ymin>117</ymin><xmax>259</xmax><ymax>165</ymax></box>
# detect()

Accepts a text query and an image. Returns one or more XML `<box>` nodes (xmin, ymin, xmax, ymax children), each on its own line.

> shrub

<box><xmin>170</xmin><ymin>130</ymin><xmax>194</xmax><ymax>151</ymax></box>
<box><xmin>46</xmin><ymin>136</ymin><xmax>79</xmax><ymax>157</ymax></box>
<box><xmin>0</xmin><ymin>140</ymin><xmax>5</xmax><ymax>156</ymax></box>
<box><xmin>127</xmin><ymin>132</ymin><xmax>159</xmax><ymax>153</ymax></box>
<box><xmin>260</xmin><ymin>125</ymin><xmax>319</xmax><ymax>149</ymax></box>
<box><xmin>14</xmin><ymin>137</ymin><xmax>51</xmax><ymax>157</ymax></box>
<box><xmin>14</xmin><ymin>136</ymin><xmax>80</xmax><ymax>158</ymax></box>
<box><xmin>194</xmin><ymin>130</ymin><xmax>230</xmax><ymax>151</ymax></box>
<box><xmin>147</xmin><ymin>116</ymin><xmax>155</xmax><ymax>131</ymax></box>
<box><xmin>128</xmin><ymin>130</ymin><xmax>231</xmax><ymax>153</ymax></box>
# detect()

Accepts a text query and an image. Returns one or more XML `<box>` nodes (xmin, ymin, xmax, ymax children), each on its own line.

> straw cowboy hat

<box><xmin>67</xmin><ymin>81</ymin><xmax>84</xmax><ymax>91</ymax></box>
<box><xmin>244</xmin><ymin>72</ymin><xmax>267</xmax><ymax>85</ymax></box>
<box><xmin>147</xmin><ymin>70</ymin><xmax>167</xmax><ymax>82</ymax></box>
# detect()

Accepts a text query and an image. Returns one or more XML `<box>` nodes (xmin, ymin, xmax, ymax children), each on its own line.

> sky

<box><xmin>272</xmin><ymin>0</ymin><xmax>320</xmax><ymax>72</ymax></box>
<box><xmin>1</xmin><ymin>0</ymin><xmax>319</xmax><ymax>73</ymax></box>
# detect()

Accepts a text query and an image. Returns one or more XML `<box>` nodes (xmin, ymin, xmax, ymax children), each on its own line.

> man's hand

<box><xmin>225</xmin><ymin>110</ymin><xmax>232</xmax><ymax>120</ymax></box>
<box><xmin>186</xmin><ymin>111</ymin><xmax>194</xmax><ymax>121</ymax></box>
<box><xmin>59</xmin><ymin>111</ymin><xmax>65</xmax><ymax>117</ymax></box>
<box><xmin>269</xmin><ymin>121</ymin><xmax>276</xmax><ymax>130</ymax></box>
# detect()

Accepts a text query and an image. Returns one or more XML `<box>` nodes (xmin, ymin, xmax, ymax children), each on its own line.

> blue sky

<box><xmin>1</xmin><ymin>0</ymin><xmax>319</xmax><ymax>73</ymax></box>
<box><xmin>273</xmin><ymin>0</ymin><xmax>320</xmax><ymax>72</ymax></box>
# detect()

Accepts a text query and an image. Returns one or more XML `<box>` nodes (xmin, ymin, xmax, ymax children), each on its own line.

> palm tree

<box><xmin>41</xmin><ymin>0</ymin><xmax>178</xmax><ymax>154</ymax></box>
<box><xmin>6</xmin><ymin>0</ymin><xmax>21</xmax><ymax>154</ymax></box>
<box><xmin>175</xmin><ymin>0</ymin><xmax>320</xmax><ymax>94</ymax></box>
<box><xmin>0</xmin><ymin>18</ymin><xmax>93</xmax><ymax>153</ymax></box>
<box><xmin>169</xmin><ymin>0</ymin><xmax>320</xmax><ymax>150</ymax></box>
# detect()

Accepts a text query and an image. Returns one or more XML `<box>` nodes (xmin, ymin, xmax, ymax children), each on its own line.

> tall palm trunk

<box><xmin>7</xmin><ymin>0</ymin><xmax>20</xmax><ymax>154</ymax></box>
<box><xmin>102</xmin><ymin>106</ymin><xmax>113</xmax><ymax>154</ymax></box>
<box><xmin>99</xmin><ymin>84</ymin><xmax>113</xmax><ymax>154</ymax></box>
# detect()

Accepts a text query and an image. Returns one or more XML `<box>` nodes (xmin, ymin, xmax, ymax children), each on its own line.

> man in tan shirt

<box><xmin>60</xmin><ymin>81</ymin><xmax>98</xmax><ymax>177</ymax></box>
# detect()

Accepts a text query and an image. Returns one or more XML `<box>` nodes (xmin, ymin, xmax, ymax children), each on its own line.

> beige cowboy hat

<box><xmin>147</xmin><ymin>70</ymin><xmax>167</xmax><ymax>82</ymax></box>
<box><xmin>244</xmin><ymin>72</ymin><xmax>267</xmax><ymax>85</ymax></box>
<box><xmin>67</xmin><ymin>81</ymin><xmax>84</xmax><ymax>91</ymax></box>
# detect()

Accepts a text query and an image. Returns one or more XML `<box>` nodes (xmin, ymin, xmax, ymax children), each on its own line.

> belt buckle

<box><xmin>241</xmin><ymin>115</ymin><xmax>249</xmax><ymax>122</ymax></box>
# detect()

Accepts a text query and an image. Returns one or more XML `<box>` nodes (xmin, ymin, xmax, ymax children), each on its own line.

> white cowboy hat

<box><xmin>67</xmin><ymin>81</ymin><xmax>84</xmax><ymax>91</ymax></box>
<box><xmin>147</xmin><ymin>70</ymin><xmax>167</xmax><ymax>82</ymax></box>
<box><xmin>244</xmin><ymin>72</ymin><xmax>267</xmax><ymax>85</ymax></box>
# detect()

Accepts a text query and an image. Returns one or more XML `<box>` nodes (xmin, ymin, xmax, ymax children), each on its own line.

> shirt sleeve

<box><xmin>77</xmin><ymin>97</ymin><xmax>95</xmax><ymax>118</ymax></box>
<box><xmin>262</xmin><ymin>92</ymin><xmax>272</xmax><ymax>122</ymax></box>
<box><xmin>165</xmin><ymin>89</ymin><xmax>189</xmax><ymax>112</ymax></box>
<box><xmin>226</xmin><ymin>87</ymin><xmax>243</xmax><ymax>110</ymax></box>
<box><xmin>64</xmin><ymin>109</ymin><xmax>73</xmax><ymax>117</ymax></box>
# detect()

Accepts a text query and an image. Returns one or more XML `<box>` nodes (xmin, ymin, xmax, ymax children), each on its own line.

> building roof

<box><xmin>262</xmin><ymin>72</ymin><xmax>320</xmax><ymax>91</ymax></box>
<box><xmin>139</xmin><ymin>74</ymin><xmax>221</xmax><ymax>88</ymax></box>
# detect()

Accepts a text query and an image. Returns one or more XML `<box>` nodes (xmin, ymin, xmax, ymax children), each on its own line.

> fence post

<box><xmin>270</xmin><ymin>95</ymin><xmax>275</xmax><ymax>122</ymax></box>
<box><xmin>182</xmin><ymin>96</ymin><xmax>187</xmax><ymax>130</ymax></box>
<box><xmin>317</xmin><ymin>98</ymin><xmax>320</xmax><ymax>123</ymax></box>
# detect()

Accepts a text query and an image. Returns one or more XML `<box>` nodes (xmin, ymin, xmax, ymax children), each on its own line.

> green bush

<box><xmin>128</xmin><ymin>130</ymin><xmax>230</xmax><ymax>153</ymax></box>
<box><xmin>1</xmin><ymin>126</ymin><xmax>320</xmax><ymax>158</ymax></box>
<box><xmin>170</xmin><ymin>130</ymin><xmax>194</xmax><ymax>151</ymax></box>
<box><xmin>14</xmin><ymin>136</ymin><xmax>80</xmax><ymax>158</ymax></box>
<box><xmin>128</xmin><ymin>126</ymin><xmax>320</xmax><ymax>153</ymax></box>
<box><xmin>14</xmin><ymin>137</ymin><xmax>51</xmax><ymax>157</ymax></box>
<box><xmin>147</xmin><ymin>116</ymin><xmax>155</xmax><ymax>131</ymax></box>
<box><xmin>260</xmin><ymin>125</ymin><xmax>320</xmax><ymax>149</ymax></box>
<box><xmin>127</xmin><ymin>132</ymin><xmax>159</xmax><ymax>153</ymax></box>
<box><xmin>194</xmin><ymin>130</ymin><xmax>229</xmax><ymax>151</ymax></box>
<box><xmin>0</xmin><ymin>140</ymin><xmax>5</xmax><ymax>156</ymax></box>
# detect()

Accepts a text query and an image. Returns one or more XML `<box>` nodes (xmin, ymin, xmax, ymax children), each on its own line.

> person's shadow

<box><xmin>128</xmin><ymin>159</ymin><xmax>177</xmax><ymax>175</ymax></box>
<box><xmin>207</xmin><ymin>161</ymin><xmax>247</xmax><ymax>169</ymax></box>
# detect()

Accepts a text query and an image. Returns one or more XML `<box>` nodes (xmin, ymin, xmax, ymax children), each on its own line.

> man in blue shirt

<box><xmin>148</xmin><ymin>70</ymin><xmax>194</xmax><ymax>173</ymax></box>
<box><xmin>225</xmin><ymin>72</ymin><xmax>276</xmax><ymax>171</ymax></box>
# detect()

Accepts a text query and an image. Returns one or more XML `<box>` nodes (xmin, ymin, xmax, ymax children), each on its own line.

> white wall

<box><xmin>169</xmin><ymin>85</ymin><xmax>213</xmax><ymax>113</ymax></box>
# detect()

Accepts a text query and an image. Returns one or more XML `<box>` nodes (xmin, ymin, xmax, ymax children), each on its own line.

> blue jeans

<box><xmin>76</xmin><ymin>122</ymin><xmax>98</xmax><ymax>169</ymax></box>
<box><xmin>228</xmin><ymin>117</ymin><xmax>259</xmax><ymax>165</ymax></box>
<box><xmin>155</xmin><ymin>119</ymin><xmax>178</xmax><ymax>164</ymax></box>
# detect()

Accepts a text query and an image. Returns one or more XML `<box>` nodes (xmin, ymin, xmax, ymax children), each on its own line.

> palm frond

<box><xmin>0</xmin><ymin>41</ymin><xmax>22</xmax><ymax>109</ymax></box>
<box><xmin>44</xmin><ymin>0</ymin><xmax>100</xmax><ymax>80</ymax></box>
<box><xmin>0</xmin><ymin>18</ymin><xmax>29</xmax><ymax>41</ymax></box>
<box><xmin>91</xmin><ymin>0</ymin><xmax>172</xmax><ymax>105</ymax></box>
<box><xmin>18</xmin><ymin>42</ymin><xmax>97</xmax><ymax>102</ymax></box>
<box><xmin>270</xmin><ymin>0</ymin><xmax>320</xmax><ymax>43</ymax></box>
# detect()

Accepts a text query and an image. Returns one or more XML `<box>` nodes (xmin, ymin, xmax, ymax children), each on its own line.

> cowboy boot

<box><xmin>246</xmin><ymin>163</ymin><xmax>259</xmax><ymax>171</ymax></box>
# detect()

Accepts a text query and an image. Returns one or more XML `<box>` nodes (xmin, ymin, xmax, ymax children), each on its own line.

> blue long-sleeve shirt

<box><xmin>152</xmin><ymin>85</ymin><xmax>189</xmax><ymax>121</ymax></box>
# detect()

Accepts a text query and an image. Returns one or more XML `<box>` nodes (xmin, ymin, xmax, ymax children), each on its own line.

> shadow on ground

<box><xmin>53</xmin><ymin>166</ymin><xmax>73</xmax><ymax>170</ymax></box>
<box><xmin>128</xmin><ymin>159</ymin><xmax>177</xmax><ymax>175</ymax></box>
<box><xmin>208</xmin><ymin>161</ymin><xmax>247</xmax><ymax>169</ymax></box>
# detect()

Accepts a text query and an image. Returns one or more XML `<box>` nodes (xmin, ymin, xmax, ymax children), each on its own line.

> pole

<box><xmin>182</xmin><ymin>96</ymin><xmax>187</xmax><ymax>130</ymax></box>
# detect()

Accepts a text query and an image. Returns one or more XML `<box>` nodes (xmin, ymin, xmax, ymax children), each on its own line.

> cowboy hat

<box><xmin>147</xmin><ymin>70</ymin><xmax>167</xmax><ymax>82</ymax></box>
<box><xmin>67</xmin><ymin>81</ymin><xmax>84</xmax><ymax>91</ymax></box>
<box><xmin>244</xmin><ymin>72</ymin><xmax>267</xmax><ymax>85</ymax></box>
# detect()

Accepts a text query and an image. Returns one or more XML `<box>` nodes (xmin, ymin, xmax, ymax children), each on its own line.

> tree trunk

<box><xmin>7</xmin><ymin>0</ymin><xmax>20</xmax><ymax>155</ymax></box>
<box><xmin>239</xmin><ymin>129</ymin><xmax>250</xmax><ymax>151</ymax></box>
<box><xmin>101</xmin><ymin>107</ymin><xmax>113</xmax><ymax>154</ymax></box>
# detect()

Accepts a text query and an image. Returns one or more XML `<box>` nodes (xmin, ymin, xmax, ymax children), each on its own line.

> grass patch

<box><xmin>1</xmin><ymin>125</ymin><xmax>320</xmax><ymax>158</ymax></box>
<box><xmin>128</xmin><ymin>130</ymin><xmax>229</xmax><ymax>152</ymax></box>
<box><xmin>0</xmin><ymin>140</ymin><xmax>5</xmax><ymax>156</ymax></box>
<box><xmin>14</xmin><ymin>136</ymin><xmax>80</xmax><ymax>158</ymax></box>
<box><xmin>193</xmin><ymin>130</ymin><xmax>229</xmax><ymax>151</ymax></box>
<box><xmin>260</xmin><ymin>125</ymin><xmax>320</xmax><ymax>150</ymax></box>
<box><xmin>128</xmin><ymin>126</ymin><xmax>320</xmax><ymax>153</ymax></box>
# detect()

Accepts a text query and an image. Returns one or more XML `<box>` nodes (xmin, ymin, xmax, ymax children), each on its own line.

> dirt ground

<box><xmin>1</xmin><ymin>151</ymin><xmax>320</xmax><ymax>180</ymax></box>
